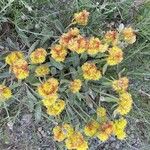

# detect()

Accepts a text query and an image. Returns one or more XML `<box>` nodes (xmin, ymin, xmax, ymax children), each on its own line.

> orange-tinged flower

<box><xmin>35</xmin><ymin>64</ymin><xmax>50</xmax><ymax>77</ymax></box>
<box><xmin>84</xmin><ymin>121</ymin><xmax>99</xmax><ymax>137</ymax></box>
<box><xmin>113</xmin><ymin>118</ymin><xmax>127</xmax><ymax>140</ymax></box>
<box><xmin>70</xmin><ymin>79</ymin><xmax>82</xmax><ymax>93</ymax></box>
<box><xmin>30</xmin><ymin>48</ymin><xmax>47</xmax><ymax>64</ymax></box>
<box><xmin>96</xmin><ymin>121</ymin><xmax>113</xmax><ymax>141</ymax></box>
<box><xmin>53</xmin><ymin>124</ymin><xmax>74</xmax><ymax>142</ymax></box>
<box><xmin>50</xmin><ymin>44</ymin><xmax>67</xmax><ymax>62</ymax></box>
<box><xmin>104</xmin><ymin>30</ymin><xmax>119</xmax><ymax>45</ymax></box>
<box><xmin>59</xmin><ymin>28</ymin><xmax>80</xmax><ymax>47</ymax></box>
<box><xmin>65</xmin><ymin>131</ymin><xmax>88</xmax><ymax>150</ymax></box>
<box><xmin>122</xmin><ymin>27</ymin><xmax>136</xmax><ymax>44</ymax></box>
<box><xmin>73</xmin><ymin>10</ymin><xmax>90</xmax><ymax>26</ymax></box>
<box><xmin>87</xmin><ymin>37</ymin><xmax>102</xmax><ymax>55</ymax></box>
<box><xmin>42</xmin><ymin>94</ymin><xmax>58</xmax><ymax>107</ymax></box>
<box><xmin>47</xmin><ymin>99</ymin><xmax>65</xmax><ymax>116</ymax></box>
<box><xmin>107</xmin><ymin>46</ymin><xmax>123</xmax><ymax>66</ymax></box>
<box><xmin>12</xmin><ymin>59</ymin><xmax>29</xmax><ymax>79</ymax></box>
<box><xmin>5</xmin><ymin>51</ymin><xmax>24</xmax><ymax>65</ymax></box>
<box><xmin>81</xmin><ymin>62</ymin><xmax>102</xmax><ymax>80</ymax></box>
<box><xmin>37</xmin><ymin>78</ymin><xmax>59</xmax><ymax>98</ymax></box>
<box><xmin>115</xmin><ymin>92</ymin><xmax>133</xmax><ymax>115</ymax></box>
<box><xmin>112</xmin><ymin>77</ymin><xmax>129</xmax><ymax>93</ymax></box>
<box><xmin>0</xmin><ymin>85</ymin><xmax>12</xmax><ymax>101</ymax></box>
<box><xmin>68</xmin><ymin>35</ymin><xmax>87</xmax><ymax>54</ymax></box>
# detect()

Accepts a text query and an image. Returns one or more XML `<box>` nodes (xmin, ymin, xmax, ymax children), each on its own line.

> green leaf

<box><xmin>49</xmin><ymin>58</ymin><xmax>64</xmax><ymax>70</ymax></box>
<box><xmin>34</xmin><ymin>103</ymin><xmax>42</xmax><ymax>122</ymax></box>
<box><xmin>0</xmin><ymin>71</ymin><xmax>11</xmax><ymax>79</ymax></box>
<box><xmin>26</xmin><ymin>87</ymin><xmax>37</xmax><ymax>102</ymax></box>
<box><xmin>102</xmin><ymin>63</ymin><xmax>108</xmax><ymax>75</ymax></box>
<box><xmin>27</xmin><ymin>40</ymin><xmax>39</xmax><ymax>57</ymax></box>
<box><xmin>54</xmin><ymin>19</ymin><xmax>64</xmax><ymax>33</ymax></box>
<box><xmin>101</xmin><ymin>97</ymin><xmax>118</xmax><ymax>103</ymax></box>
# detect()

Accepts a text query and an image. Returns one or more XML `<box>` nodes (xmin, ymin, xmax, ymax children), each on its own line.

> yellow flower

<box><xmin>42</xmin><ymin>94</ymin><xmax>58</xmax><ymax>107</ymax></box>
<box><xmin>37</xmin><ymin>78</ymin><xmax>59</xmax><ymax>98</ymax></box>
<box><xmin>87</xmin><ymin>37</ymin><xmax>102</xmax><ymax>55</ymax></box>
<box><xmin>84</xmin><ymin>121</ymin><xmax>99</xmax><ymax>137</ymax></box>
<box><xmin>50</xmin><ymin>44</ymin><xmax>67</xmax><ymax>62</ymax></box>
<box><xmin>122</xmin><ymin>27</ymin><xmax>136</xmax><ymax>44</ymax></box>
<box><xmin>81</xmin><ymin>62</ymin><xmax>102</xmax><ymax>80</ymax></box>
<box><xmin>65</xmin><ymin>131</ymin><xmax>88</xmax><ymax>150</ymax></box>
<box><xmin>112</xmin><ymin>77</ymin><xmax>129</xmax><ymax>93</ymax></box>
<box><xmin>53</xmin><ymin>123</ymin><xmax>74</xmax><ymax>142</ymax></box>
<box><xmin>104</xmin><ymin>30</ymin><xmax>119</xmax><ymax>45</ymax></box>
<box><xmin>70</xmin><ymin>79</ymin><xmax>82</xmax><ymax>93</ymax></box>
<box><xmin>30</xmin><ymin>48</ymin><xmax>47</xmax><ymax>64</ymax></box>
<box><xmin>68</xmin><ymin>35</ymin><xmax>87</xmax><ymax>54</ymax></box>
<box><xmin>97</xmin><ymin>107</ymin><xmax>107</xmax><ymax>118</ymax></box>
<box><xmin>5</xmin><ymin>51</ymin><xmax>24</xmax><ymax>65</ymax></box>
<box><xmin>115</xmin><ymin>92</ymin><xmax>133</xmax><ymax>115</ymax></box>
<box><xmin>35</xmin><ymin>64</ymin><xmax>50</xmax><ymax>77</ymax></box>
<box><xmin>107</xmin><ymin>46</ymin><xmax>123</xmax><ymax>66</ymax></box>
<box><xmin>0</xmin><ymin>85</ymin><xmax>12</xmax><ymax>101</ymax></box>
<box><xmin>47</xmin><ymin>99</ymin><xmax>65</xmax><ymax>116</ymax></box>
<box><xmin>73</xmin><ymin>10</ymin><xmax>90</xmax><ymax>26</ymax></box>
<box><xmin>96</xmin><ymin>121</ymin><xmax>113</xmax><ymax>142</ymax></box>
<box><xmin>59</xmin><ymin>28</ymin><xmax>80</xmax><ymax>47</ymax></box>
<box><xmin>12</xmin><ymin>59</ymin><xmax>29</xmax><ymax>79</ymax></box>
<box><xmin>113</xmin><ymin>118</ymin><xmax>127</xmax><ymax>140</ymax></box>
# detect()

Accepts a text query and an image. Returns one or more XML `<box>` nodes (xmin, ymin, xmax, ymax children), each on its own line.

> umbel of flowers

<box><xmin>2</xmin><ymin>9</ymin><xmax>137</xmax><ymax>149</ymax></box>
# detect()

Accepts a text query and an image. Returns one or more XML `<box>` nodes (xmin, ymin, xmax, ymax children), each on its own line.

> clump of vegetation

<box><xmin>1</xmin><ymin>9</ymin><xmax>138</xmax><ymax>149</ymax></box>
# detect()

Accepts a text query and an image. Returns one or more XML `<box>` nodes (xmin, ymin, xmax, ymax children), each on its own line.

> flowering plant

<box><xmin>1</xmin><ymin>10</ymin><xmax>137</xmax><ymax>149</ymax></box>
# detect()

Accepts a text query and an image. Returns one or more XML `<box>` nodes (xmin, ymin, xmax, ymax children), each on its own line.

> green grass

<box><xmin>0</xmin><ymin>0</ymin><xmax>150</xmax><ymax>149</ymax></box>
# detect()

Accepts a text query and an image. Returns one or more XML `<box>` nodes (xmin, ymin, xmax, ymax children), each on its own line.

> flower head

<box><xmin>122</xmin><ymin>27</ymin><xmax>136</xmax><ymax>44</ymax></box>
<box><xmin>82</xmin><ymin>62</ymin><xmax>102</xmax><ymax>80</ymax></box>
<box><xmin>47</xmin><ymin>99</ymin><xmax>65</xmax><ymax>116</ymax></box>
<box><xmin>0</xmin><ymin>85</ymin><xmax>12</xmax><ymax>101</ymax></box>
<box><xmin>5</xmin><ymin>51</ymin><xmax>24</xmax><ymax>65</ymax></box>
<box><xmin>50</xmin><ymin>44</ymin><xmax>67</xmax><ymax>62</ymax></box>
<box><xmin>112</xmin><ymin>77</ymin><xmax>129</xmax><ymax>93</ymax></box>
<box><xmin>12</xmin><ymin>59</ymin><xmax>29</xmax><ymax>79</ymax></box>
<box><xmin>70</xmin><ymin>79</ymin><xmax>82</xmax><ymax>93</ymax></box>
<box><xmin>65</xmin><ymin>131</ymin><xmax>88</xmax><ymax>150</ymax></box>
<box><xmin>73</xmin><ymin>10</ymin><xmax>90</xmax><ymax>26</ymax></box>
<box><xmin>59</xmin><ymin>28</ymin><xmax>80</xmax><ymax>47</ymax></box>
<box><xmin>84</xmin><ymin>121</ymin><xmax>99</xmax><ymax>137</ymax></box>
<box><xmin>87</xmin><ymin>37</ymin><xmax>102</xmax><ymax>55</ymax></box>
<box><xmin>30</xmin><ymin>48</ymin><xmax>47</xmax><ymax>64</ymax></box>
<box><xmin>53</xmin><ymin>123</ymin><xmax>74</xmax><ymax>142</ymax></box>
<box><xmin>96</xmin><ymin>121</ymin><xmax>113</xmax><ymax>141</ymax></box>
<box><xmin>68</xmin><ymin>35</ymin><xmax>87</xmax><ymax>54</ymax></box>
<box><xmin>35</xmin><ymin>64</ymin><xmax>50</xmax><ymax>77</ymax></box>
<box><xmin>104</xmin><ymin>30</ymin><xmax>119</xmax><ymax>45</ymax></box>
<box><xmin>107</xmin><ymin>46</ymin><xmax>123</xmax><ymax>66</ymax></box>
<box><xmin>97</xmin><ymin>107</ymin><xmax>107</xmax><ymax>118</ymax></box>
<box><xmin>115</xmin><ymin>92</ymin><xmax>133</xmax><ymax>115</ymax></box>
<box><xmin>38</xmin><ymin>78</ymin><xmax>59</xmax><ymax>98</ymax></box>
<box><xmin>42</xmin><ymin>94</ymin><xmax>58</xmax><ymax>107</ymax></box>
<box><xmin>113</xmin><ymin>118</ymin><xmax>127</xmax><ymax>140</ymax></box>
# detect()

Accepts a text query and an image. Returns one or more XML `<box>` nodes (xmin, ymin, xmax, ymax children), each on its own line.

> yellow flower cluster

<box><xmin>112</xmin><ymin>77</ymin><xmax>133</xmax><ymax>115</ymax></box>
<box><xmin>30</xmin><ymin>48</ymin><xmax>47</xmax><ymax>64</ymax></box>
<box><xmin>50</xmin><ymin>44</ymin><xmax>67</xmax><ymax>62</ymax></box>
<box><xmin>113</xmin><ymin>118</ymin><xmax>127</xmax><ymax>140</ymax></box>
<box><xmin>70</xmin><ymin>79</ymin><xmax>82</xmax><ymax>93</ymax></box>
<box><xmin>116</xmin><ymin>92</ymin><xmax>133</xmax><ymax>115</ymax></box>
<box><xmin>107</xmin><ymin>46</ymin><xmax>123</xmax><ymax>66</ymax></box>
<box><xmin>38</xmin><ymin>78</ymin><xmax>65</xmax><ymax>116</ymax></box>
<box><xmin>84</xmin><ymin>106</ymin><xmax>128</xmax><ymax>141</ymax></box>
<box><xmin>5</xmin><ymin>51</ymin><xmax>29</xmax><ymax>80</ymax></box>
<box><xmin>81</xmin><ymin>62</ymin><xmax>102</xmax><ymax>80</ymax></box>
<box><xmin>53</xmin><ymin>124</ymin><xmax>88</xmax><ymax>150</ymax></box>
<box><xmin>5</xmin><ymin>51</ymin><xmax>24</xmax><ymax>65</ymax></box>
<box><xmin>0</xmin><ymin>85</ymin><xmax>12</xmax><ymax>101</ymax></box>
<box><xmin>73</xmin><ymin>9</ymin><xmax>90</xmax><ymax>26</ymax></box>
<box><xmin>122</xmin><ymin>27</ymin><xmax>136</xmax><ymax>44</ymax></box>
<box><xmin>35</xmin><ymin>64</ymin><xmax>50</xmax><ymax>77</ymax></box>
